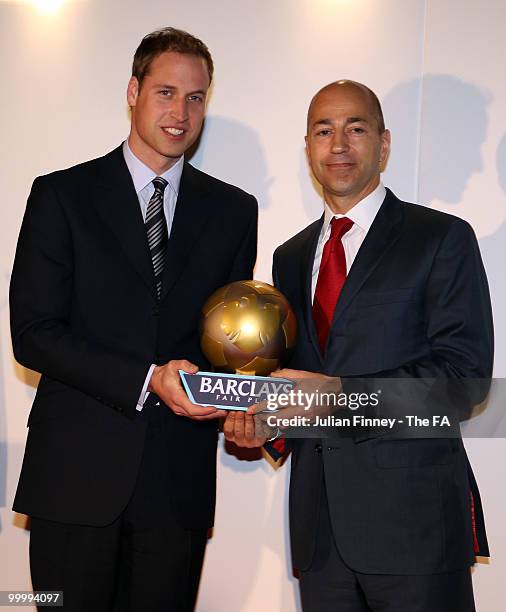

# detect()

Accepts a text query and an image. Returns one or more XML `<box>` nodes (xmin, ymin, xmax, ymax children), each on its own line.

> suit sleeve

<box><xmin>10</xmin><ymin>176</ymin><xmax>151</xmax><ymax>418</ymax></box>
<box><xmin>226</xmin><ymin>194</ymin><xmax>258</xmax><ymax>282</ymax></box>
<box><xmin>263</xmin><ymin>251</ymin><xmax>293</xmax><ymax>460</ymax></box>
<box><xmin>343</xmin><ymin>218</ymin><xmax>494</xmax><ymax>440</ymax></box>
<box><xmin>381</xmin><ymin>219</ymin><xmax>492</xmax><ymax>379</ymax></box>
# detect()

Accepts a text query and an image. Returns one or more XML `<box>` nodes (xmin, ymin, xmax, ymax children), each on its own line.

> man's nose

<box><xmin>170</xmin><ymin>98</ymin><xmax>188</xmax><ymax>123</ymax></box>
<box><xmin>331</xmin><ymin>130</ymin><xmax>349</xmax><ymax>153</ymax></box>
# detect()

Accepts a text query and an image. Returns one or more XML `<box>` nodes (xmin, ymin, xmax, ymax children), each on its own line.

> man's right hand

<box><xmin>148</xmin><ymin>360</ymin><xmax>227</xmax><ymax>420</ymax></box>
<box><xmin>223</xmin><ymin>410</ymin><xmax>269</xmax><ymax>448</ymax></box>
<box><xmin>223</xmin><ymin>368</ymin><xmax>342</xmax><ymax>447</ymax></box>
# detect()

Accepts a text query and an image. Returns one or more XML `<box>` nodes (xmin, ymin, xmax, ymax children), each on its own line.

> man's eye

<box><xmin>316</xmin><ymin>129</ymin><xmax>331</xmax><ymax>136</ymax></box>
<box><xmin>188</xmin><ymin>95</ymin><xmax>203</xmax><ymax>103</ymax></box>
<box><xmin>350</xmin><ymin>127</ymin><xmax>365</xmax><ymax>134</ymax></box>
<box><xmin>159</xmin><ymin>90</ymin><xmax>172</xmax><ymax>96</ymax></box>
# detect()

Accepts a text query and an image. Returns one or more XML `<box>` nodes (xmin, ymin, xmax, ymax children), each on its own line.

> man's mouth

<box><xmin>326</xmin><ymin>160</ymin><xmax>354</xmax><ymax>167</ymax></box>
<box><xmin>162</xmin><ymin>127</ymin><xmax>185</xmax><ymax>136</ymax></box>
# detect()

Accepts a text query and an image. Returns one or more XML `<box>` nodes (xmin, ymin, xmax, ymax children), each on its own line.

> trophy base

<box><xmin>179</xmin><ymin>370</ymin><xmax>295</xmax><ymax>411</ymax></box>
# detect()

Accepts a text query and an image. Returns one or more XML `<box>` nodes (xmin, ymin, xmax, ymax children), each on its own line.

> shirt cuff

<box><xmin>136</xmin><ymin>364</ymin><xmax>156</xmax><ymax>411</ymax></box>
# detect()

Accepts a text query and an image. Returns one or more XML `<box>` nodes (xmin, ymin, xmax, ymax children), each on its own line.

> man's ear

<box><xmin>305</xmin><ymin>134</ymin><xmax>311</xmax><ymax>164</ymax></box>
<box><xmin>127</xmin><ymin>76</ymin><xmax>139</xmax><ymax>108</ymax></box>
<box><xmin>380</xmin><ymin>129</ymin><xmax>391</xmax><ymax>169</ymax></box>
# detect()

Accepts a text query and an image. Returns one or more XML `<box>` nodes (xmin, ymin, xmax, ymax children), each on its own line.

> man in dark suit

<box><xmin>225</xmin><ymin>80</ymin><xmax>492</xmax><ymax>611</ymax></box>
<box><xmin>10</xmin><ymin>28</ymin><xmax>257</xmax><ymax>611</ymax></box>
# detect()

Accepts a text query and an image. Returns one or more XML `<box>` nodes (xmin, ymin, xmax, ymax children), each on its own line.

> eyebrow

<box><xmin>153</xmin><ymin>84</ymin><xmax>207</xmax><ymax>96</ymax></box>
<box><xmin>312</xmin><ymin>116</ymin><xmax>369</xmax><ymax>127</ymax></box>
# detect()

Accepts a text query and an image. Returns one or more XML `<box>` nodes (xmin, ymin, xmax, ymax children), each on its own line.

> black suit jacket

<box><xmin>272</xmin><ymin>189</ymin><xmax>493</xmax><ymax>573</ymax></box>
<box><xmin>10</xmin><ymin>145</ymin><xmax>257</xmax><ymax>529</ymax></box>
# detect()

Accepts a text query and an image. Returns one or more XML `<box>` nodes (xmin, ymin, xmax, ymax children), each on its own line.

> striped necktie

<box><xmin>146</xmin><ymin>176</ymin><xmax>169</xmax><ymax>299</ymax></box>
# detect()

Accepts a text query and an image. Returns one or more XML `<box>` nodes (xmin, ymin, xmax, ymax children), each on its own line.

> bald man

<box><xmin>225</xmin><ymin>81</ymin><xmax>492</xmax><ymax>611</ymax></box>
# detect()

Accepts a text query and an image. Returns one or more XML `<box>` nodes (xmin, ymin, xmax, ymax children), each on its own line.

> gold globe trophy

<box><xmin>201</xmin><ymin>280</ymin><xmax>297</xmax><ymax>375</ymax></box>
<box><xmin>179</xmin><ymin>280</ymin><xmax>297</xmax><ymax>410</ymax></box>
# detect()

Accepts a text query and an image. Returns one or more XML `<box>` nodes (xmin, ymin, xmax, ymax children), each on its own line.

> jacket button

<box><xmin>314</xmin><ymin>443</ymin><xmax>322</xmax><ymax>454</ymax></box>
<box><xmin>152</xmin><ymin>305</ymin><xmax>160</xmax><ymax>317</ymax></box>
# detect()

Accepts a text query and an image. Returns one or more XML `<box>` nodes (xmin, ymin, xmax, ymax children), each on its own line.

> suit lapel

<box><xmin>159</xmin><ymin>163</ymin><xmax>212</xmax><ymax>300</ymax></box>
<box><xmin>93</xmin><ymin>152</ymin><xmax>213</xmax><ymax>302</ymax></box>
<box><xmin>93</xmin><ymin>146</ymin><xmax>156</xmax><ymax>297</ymax></box>
<box><xmin>327</xmin><ymin>189</ymin><xmax>404</xmax><ymax>347</ymax></box>
<box><xmin>297</xmin><ymin>192</ymin><xmax>404</xmax><ymax>365</ymax></box>
<box><xmin>299</xmin><ymin>217</ymin><xmax>325</xmax><ymax>367</ymax></box>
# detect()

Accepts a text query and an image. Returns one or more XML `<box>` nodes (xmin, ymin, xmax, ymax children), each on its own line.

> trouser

<box><xmin>30</xmin><ymin>397</ymin><xmax>208</xmax><ymax>612</ymax></box>
<box><xmin>299</xmin><ymin>483</ymin><xmax>475</xmax><ymax>612</ymax></box>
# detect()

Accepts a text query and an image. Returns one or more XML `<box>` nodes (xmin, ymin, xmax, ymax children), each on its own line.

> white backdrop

<box><xmin>0</xmin><ymin>1</ymin><xmax>505</xmax><ymax>610</ymax></box>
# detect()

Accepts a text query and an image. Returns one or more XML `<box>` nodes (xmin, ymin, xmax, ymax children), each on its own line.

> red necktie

<box><xmin>269</xmin><ymin>217</ymin><xmax>353</xmax><ymax>458</ymax></box>
<box><xmin>271</xmin><ymin>436</ymin><xmax>286</xmax><ymax>457</ymax></box>
<box><xmin>313</xmin><ymin>217</ymin><xmax>353</xmax><ymax>353</ymax></box>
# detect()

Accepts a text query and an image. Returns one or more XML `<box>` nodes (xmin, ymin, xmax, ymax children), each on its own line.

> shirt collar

<box><xmin>322</xmin><ymin>182</ymin><xmax>386</xmax><ymax>235</ymax></box>
<box><xmin>122</xmin><ymin>139</ymin><xmax>184</xmax><ymax>196</ymax></box>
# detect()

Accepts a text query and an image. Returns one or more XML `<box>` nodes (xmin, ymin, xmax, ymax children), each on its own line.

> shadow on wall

<box><xmin>383</xmin><ymin>75</ymin><xmax>505</xmax><ymax>372</ymax></box>
<box><xmin>189</xmin><ymin>115</ymin><xmax>274</xmax><ymax>210</ymax></box>
<box><xmin>382</xmin><ymin>75</ymin><xmax>490</xmax><ymax>205</ymax></box>
<box><xmin>479</xmin><ymin>134</ymin><xmax>506</xmax><ymax>375</ymax></box>
<box><xmin>418</xmin><ymin>75</ymin><xmax>490</xmax><ymax>205</ymax></box>
<box><xmin>298</xmin><ymin>145</ymin><xmax>324</xmax><ymax>223</ymax></box>
<box><xmin>381</xmin><ymin>77</ymin><xmax>423</xmax><ymax>202</ymax></box>
<box><xmin>212</xmin><ymin>442</ymin><xmax>301</xmax><ymax>612</ymax></box>
<box><xmin>213</xmin><ymin>441</ymin><xmax>272</xmax><ymax>609</ymax></box>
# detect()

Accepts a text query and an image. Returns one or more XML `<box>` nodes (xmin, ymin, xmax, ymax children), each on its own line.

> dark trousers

<box><xmin>299</xmin><ymin>484</ymin><xmax>476</xmax><ymax>612</ymax></box>
<box><xmin>29</xmin><ymin>398</ymin><xmax>208</xmax><ymax>612</ymax></box>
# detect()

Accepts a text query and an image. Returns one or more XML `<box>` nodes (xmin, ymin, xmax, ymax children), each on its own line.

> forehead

<box><xmin>146</xmin><ymin>51</ymin><xmax>210</xmax><ymax>88</ymax></box>
<box><xmin>308</xmin><ymin>86</ymin><xmax>375</xmax><ymax>125</ymax></box>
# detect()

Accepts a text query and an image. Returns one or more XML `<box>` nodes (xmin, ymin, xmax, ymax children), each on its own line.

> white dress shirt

<box><xmin>122</xmin><ymin>140</ymin><xmax>184</xmax><ymax>410</ymax></box>
<box><xmin>122</xmin><ymin>139</ymin><xmax>183</xmax><ymax>233</ymax></box>
<box><xmin>311</xmin><ymin>183</ymin><xmax>387</xmax><ymax>301</ymax></box>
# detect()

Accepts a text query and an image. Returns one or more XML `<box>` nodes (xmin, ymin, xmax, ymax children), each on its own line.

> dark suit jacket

<box><xmin>272</xmin><ymin>188</ymin><xmax>493</xmax><ymax>573</ymax></box>
<box><xmin>10</xmin><ymin>145</ymin><xmax>257</xmax><ymax>529</ymax></box>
